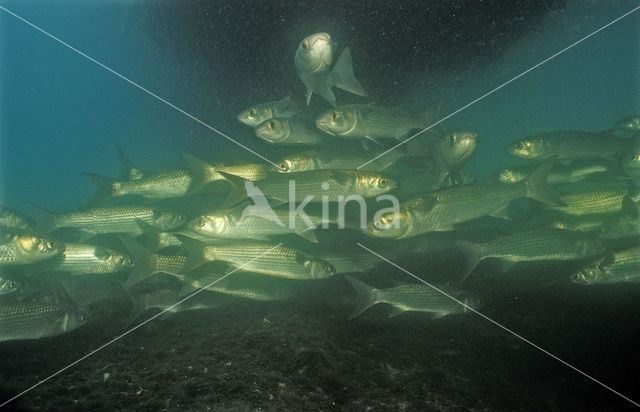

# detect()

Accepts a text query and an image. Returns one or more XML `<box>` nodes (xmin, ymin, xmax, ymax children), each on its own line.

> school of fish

<box><xmin>1</xmin><ymin>32</ymin><xmax>639</xmax><ymax>342</ymax></box>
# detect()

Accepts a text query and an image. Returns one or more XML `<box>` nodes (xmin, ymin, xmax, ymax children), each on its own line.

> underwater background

<box><xmin>1</xmin><ymin>0</ymin><xmax>640</xmax><ymax>410</ymax></box>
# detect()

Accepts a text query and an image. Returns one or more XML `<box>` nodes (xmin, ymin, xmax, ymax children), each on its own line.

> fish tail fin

<box><xmin>453</xmin><ymin>240</ymin><xmax>483</xmax><ymax>281</ymax></box>
<box><xmin>80</xmin><ymin>172</ymin><xmax>116</xmax><ymax>206</ymax></box>
<box><xmin>218</xmin><ymin>171</ymin><xmax>249</xmax><ymax>208</ymax></box>
<box><xmin>23</xmin><ymin>201</ymin><xmax>58</xmax><ymax>233</ymax></box>
<box><xmin>524</xmin><ymin>160</ymin><xmax>561</xmax><ymax>206</ymax></box>
<box><xmin>174</xmin><ymin>234</ymin><xmax>209</xmax><ymax>273</ymax></box>
<box><xmin>115</xmin><ymin>145</ymin><xmax>139</xmax><ymax>180</ymax></box>
<box><xmin>182</xmin><ymin>152</ymin><xmax>215</xmax><ymax>194</ymax></box>
<box><xmin>344</xmin><ymin>275</ymin><xmax>378</xmax><ymax>319</ymax></box>
<box><xmin>331</xmin><ymin>47</ymin><xmax>367</xmax><ymax>98</ymax></box>
<box><xmin>119</xmin><ymin>236</ymin><xmax>157</xmax><ymax>290</ymax></box>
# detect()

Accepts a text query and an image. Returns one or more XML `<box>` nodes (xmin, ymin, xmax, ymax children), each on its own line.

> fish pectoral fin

<box><xmin>115</xmin><ymin>145</ymin><xmax>139</xmax><ymax>180</ymax></box>
<box><xmin>362</xmin><ymin>135</ymin><xmax>384</xmax><ymax>145</ymax></box>
<box><xmin>296</xmin><ymin>229</ymin><xmax>318</xmax><ymax>243</ymax></box>
<box><xmin>489</xmin><ymin>204</ymin><xmax>512</xmax><ymax>220</ymax></box>
<box><xmin>77</xmin><ymin>229</ymin><xmax>97</xmax><ymax>242</ymax></box>
<box><xmin>330</xmin><ymin>47</ymin><xmax>367</xmax><ymax>97</ymax></box>
<box><xmin>305</xmin><ymin>88</ymin><xmax>313</xmax><ymax>106</ymax></box>
<box><xmin>178</xmin><ymin>282</ymin><xmax>198</xmax><ymax>297</ymax></box>
<box><xmin>430</xmin><ymin>312</ymin><xmax>448</xmax><ymax>320</ymax></box>
<box><xmin>498</xmin><ymin>259</ymin><xmax>516</xmax><ymax>273</ymax></box>
<box><xmin>329</xmin><ymin>170</ymin><xmax>354</xmax><ymax>186</ymax></box>
<box><xmin>387</xmin><ymin>305</ymin><xmax>407</xmax><ymax>318</ymax></box>
<box><xmin>413</xmin><ymin>195</ymin><xmax>438</xmax><ymax>214</ymax></box>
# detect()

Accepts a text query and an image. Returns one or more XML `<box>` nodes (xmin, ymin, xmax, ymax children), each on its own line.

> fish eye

<box><xmin>304</xmin><ymin>259</ymin><xmax>311</xmax><ymax>268</ymax></box>
<box><xmin>302</xmin><ymin>40</ymin><xmax>309</xmax><ymax>50</ymax></box>
<box><xmin>8</xmin><ymin>280</ymin><xmax>16</xmax><ymax>288</ymax></box>
<box><xmin>331</xmin><ymin>112</ymin><xmax>339</xmax><ymax>121</ymax></box>
<box><xmin>268</xmin><ymin>121</ymin><xmax>275</xmax><ymax>130</ymax></box>
<box><xmin>449</xmin><ymin>134</ymin><xmax>456</xmax><ymax>143</ymax></box>
<box><xmin>379</xmin><ymin>178</ymin><xmax>388</xmax><ymax>187</ymax></box>
<box><xmin>46</xmin><ymin>241</ymin><xmax>55</xmax><ymax>249</ymax></box>
<box><xmin>279</xmin><ymin>162</ymin><xmax>289</xmax><ymax>171</ymax></box>
<box><xmin>196</xmin><ymin>217</ymin><xmax>205</xmax><ymax>227</ymax></box>
<box><xmin>248</xmin><ymin>109</ymin><xmax>256</xmax><ymax>116</ymax></box>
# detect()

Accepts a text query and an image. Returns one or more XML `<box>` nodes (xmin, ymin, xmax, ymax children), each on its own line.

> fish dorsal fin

<box><xmin>115</xmin><ymin>145</ymin><xmax>140</xmax><ymax>180</ymax></box>
<box><xmin>273</xmin><ymin>96</ymin><xmax>292</xmax><ymax>113</ymax></box>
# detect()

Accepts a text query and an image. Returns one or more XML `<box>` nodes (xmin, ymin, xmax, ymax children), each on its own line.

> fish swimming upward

<box><xmin>294</xmin><ymin>32</ymin><xmax>367</xmax><ymax>107</ymax></box>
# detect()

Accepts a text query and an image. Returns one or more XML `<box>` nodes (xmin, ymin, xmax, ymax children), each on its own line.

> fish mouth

<box><xmin>309</xmin><ymin>36</ymin><xmax>329</xmax><ymax>51</ymax></box>
<box><xmin>315</xmin><ymin>120</ymin><xmax>335</xmax><ymax>135</ymax></box>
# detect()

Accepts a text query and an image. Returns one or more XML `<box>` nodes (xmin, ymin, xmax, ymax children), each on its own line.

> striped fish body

<box><xmin>572</xmin><ymin>247</ymin><xmax>640</xmax><ymax>285</ymax></box>
<box><xmin>478</xmin><ymin>228</ymin><xmax>604</xmax><ymax>263</ymax></box>
<box><xmin>255</xmin><ymin>169</ymin><xmax>396</xmax><ymax>202</ymax></box>
<box><xmin>41</xmin><ymin>243</ymin><xmax>132</xmax><ymax>274</ymax></box>
<box><xmin>179</xmin><ymin>239</ymin><xmax>335</xmax><ymax>280</ymax></box>
<box><xmin>203</xmin><ymin>243</ymin><xmax>332</xmax><ymax>280</ymax></box>
<box><xmin>0</xmin><ymin>301</ymin><xmax>85</xmax><ymax>342</ymax></box>
<box><xmin>346</xmin><ymin>276</ymin><xmax>480</xmax><ymax>319</ymax></box>
<box><xmin>549</xmin><ymin>188</ymin><xmax>635</xmax><ymax>217</ymax></box>
<box><xmin>181</xmin><ymin>272</ymin><xmax>297</xmax><ymax>301</ymax></box>
<box><xmin>507</xmin><ymin>131</ymin><xmax>634</xmax><ymax>160</ymax></box>
<box><xmin>50</xmin><ymin>206</ymin><xmax>185</xmax><ymax>235</ymax></box>
<box><xmin>406</xmin><ymin>182</ymin><xmax>529</xmax><ymax>236</ymax></box>
<box><xmin>0</xmin><ymin>235</ymin><xmax>62</xmax><ymax>265</ymax></box>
